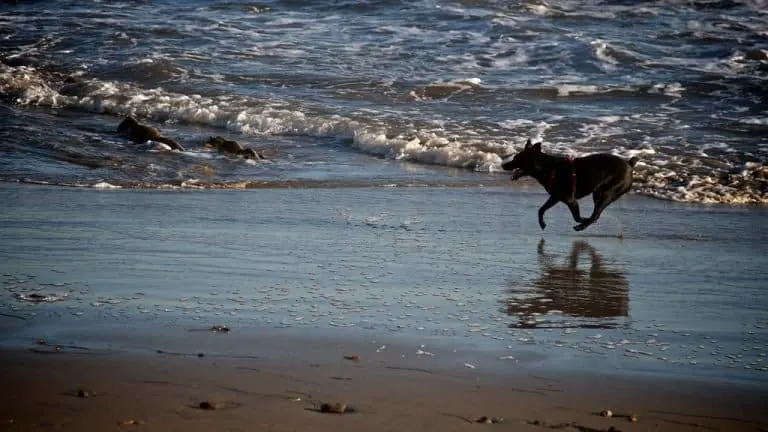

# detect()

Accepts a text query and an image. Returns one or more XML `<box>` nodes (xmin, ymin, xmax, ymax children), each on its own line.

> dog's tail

<box><xmin>628</xmin><ymin>156</ymin><xmax>639</xmax><ymax>167</ymax></box>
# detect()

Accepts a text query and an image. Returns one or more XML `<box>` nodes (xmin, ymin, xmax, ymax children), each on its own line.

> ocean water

<box><xmin>1</xmin><ymin>184</ymin><xmax>766</xmax><ymax>384</ymax></box>
<box><xmin>1</xmin><ymin>0</ymin><xmax>766</xmax><ymax>203</ymax></box>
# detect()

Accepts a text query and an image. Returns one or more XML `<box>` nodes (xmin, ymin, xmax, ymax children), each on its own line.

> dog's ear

<box><xmin>532</xmin><ymin>142</ymin><xmax>542</xmax><ymax>153</ymax></box>
<box><xmin>525</xmin><ymin>138</ymin><xmax>532</xmax><ymax>150</ymax></box>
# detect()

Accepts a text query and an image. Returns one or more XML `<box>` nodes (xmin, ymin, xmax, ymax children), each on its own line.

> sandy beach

<box><xmin>3</xmin><ymin>1</ymin><xmax>767</xmax><ymax>429</ymax></box>
<box><xmin>1</xmin><ymin>183</ymin><xmax>767</xmax><ymax>431</ymax></box>
<box><xmin>1</xmin><ymin>343</ymin><xmax>766</xmax><ymax>432</ymax></box>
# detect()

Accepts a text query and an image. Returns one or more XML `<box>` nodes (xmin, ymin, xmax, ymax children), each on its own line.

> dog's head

<box><xmin>501</xmin><ymin>139</ymin><xmax>542</xmax><ymax>180</ymax></box>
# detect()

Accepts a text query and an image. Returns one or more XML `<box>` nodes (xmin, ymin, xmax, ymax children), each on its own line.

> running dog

<box><xmin>502</xmin><ymin>139</ymin><xmax>638</xmax><ymax>231</ymax></box>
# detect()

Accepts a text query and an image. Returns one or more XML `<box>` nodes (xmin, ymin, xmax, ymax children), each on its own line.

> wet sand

<box><xmin>1</xmin><ymin>183</ymin><xmax>767</xmax><ymax>430</ymax></box>
<box><xmin>1</xmin><ymin>344</ymin><xmax>766</xmax><ymax>432</ymax></box>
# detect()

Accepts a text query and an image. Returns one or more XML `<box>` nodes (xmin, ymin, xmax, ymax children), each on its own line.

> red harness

<box><xmin>549</xmin><ymin>156</ymin><xmax>577</xmax><ymax>197</ymax></box>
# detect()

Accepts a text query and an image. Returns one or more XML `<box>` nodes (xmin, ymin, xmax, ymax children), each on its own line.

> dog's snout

<box><xmin>500</xmin><ymin>153</ymin><xmax>518</xmax><ymax>171</ymax></box>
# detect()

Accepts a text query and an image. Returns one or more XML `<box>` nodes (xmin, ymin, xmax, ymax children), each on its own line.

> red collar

<box><xmin>549</xmin><ymin>156</ymin><xmax>576</xmax><ymax>197</ymax></box>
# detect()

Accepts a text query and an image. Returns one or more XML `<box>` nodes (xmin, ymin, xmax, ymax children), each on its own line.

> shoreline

<box><xmin>2</xmin><ymin>311</ymin><xmax>765</xmax><ymax>390</ymax></box>
<box><xmin>1</xmin><ymin>182</ymin><xmax>767</xmax><ymax>432</ymax></box>
<box><xmin>4</xmin><ymin>179</ymin><xmax>768</xmax><ymax>207</ymax></box>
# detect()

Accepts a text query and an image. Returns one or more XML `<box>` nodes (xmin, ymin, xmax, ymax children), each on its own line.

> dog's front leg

<box><xmin>538</xmin><ymin>196</ymin><xmax>558</xmax><ymax>230</ymax></box>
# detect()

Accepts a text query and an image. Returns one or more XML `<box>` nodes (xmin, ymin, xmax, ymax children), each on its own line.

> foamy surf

<box><xmin>2</xmin><ymin>61</ymin><xmax>765</xmax><ymax>203</ymax></box>
<box><xmin>1</xmin><ymin>0</ymin><xmax>766</xmax><ymax>204</ymax></box>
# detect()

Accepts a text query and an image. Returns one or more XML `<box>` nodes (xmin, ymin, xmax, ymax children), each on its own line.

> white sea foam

<box><xmin>738</xmin><ymin>117</ymin><xmax>768</xmax><ymax>125</ymax></box>
<box><xmin>648</xmin><ymin>82</ymin><xmax>684</xmax><ymax>97</ymax></box>
<box><xmin>135</xmin><ymin>141</ymin><xmax>173</xmax><ymax>152</ymax></box>
<box><xmin>596</xmin><ymin>116</ymin><xmax>622</xmax><ymax>123</ymax></box>
<box><xmin>408</xmin><ymin>78</ymin><xmax>482</xmax><ymax>100</ymax></box>
<box><xmin>1</xmin><ymin>61</ymin><xmax>764</xmax><ymax>204</ymax></box>
<box><xmin>525</xmin><ymin>3</ymin><xmax>553</xmax><ymax>16</ymax></box>
<box><xmin>1</xmin><ymin>70</ymin><xmax>503</xmax><ymax>172</ymax></box>
<box><xmin>556</xmin><ymin>85</ymin><xmax>601</xmax><ymax>96</ymax></box>
<box><xmin>92</xmin><ymin>181</ymin><xmax>121</xmax><ymax>189</ymax></box>
<box><xmin>591</xmin><ymin>40</ymin><xmax>619</xmax><ymax>72</ymax></box>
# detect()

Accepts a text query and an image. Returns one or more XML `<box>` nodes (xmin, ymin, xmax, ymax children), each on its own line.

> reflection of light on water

<box><xmin>505</xmin><ymin>239</ymin><xmax>629</xmax><ymax>329</ymax></box>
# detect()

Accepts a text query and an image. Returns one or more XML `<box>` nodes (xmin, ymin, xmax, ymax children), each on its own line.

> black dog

<box><xmin>502</xmin><ymin>139</ymin><xmax>638</xmax><ymax>231</ymax></box>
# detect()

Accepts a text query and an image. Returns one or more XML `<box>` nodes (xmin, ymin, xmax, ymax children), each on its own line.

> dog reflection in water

<box><xmin>506</xmin><ymin>239</ymin><xmax>629</xmax><ymax>329</ymax></box>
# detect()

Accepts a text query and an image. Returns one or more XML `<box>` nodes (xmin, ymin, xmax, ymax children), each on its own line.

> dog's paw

<box><xmin>573</xmin><ymin>223</ymin><xmax>587</xmax><ymax>232</ymax></box>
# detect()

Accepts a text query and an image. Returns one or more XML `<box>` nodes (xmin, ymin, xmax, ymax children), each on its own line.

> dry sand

<box><xmin>1</xmin><ymin>345</ymin><xmax>765</xmax><ymax>432</ymax></box>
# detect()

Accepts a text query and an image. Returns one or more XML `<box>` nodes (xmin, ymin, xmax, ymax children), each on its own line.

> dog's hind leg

<box><xmin>538</xmin><ymin>196</ymin><xmax>558</xmax><ymax>230</ymax></box>
<box><xmin>573</xmin><ymin>183</ymin><xmax>630</xmax><ymax>231</ymax></box>
<box><xmin>565</xmin><ymin>199</ymin><xmax>585</xmax><ymax>224</ymax></box>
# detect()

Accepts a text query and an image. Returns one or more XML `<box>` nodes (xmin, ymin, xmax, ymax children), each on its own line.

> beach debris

<box><xmin>193</xmin><ymin>400</ymin><xmax>243</xmax><ymax>411</ymax></box>
<box><xmin>209</xmin><ymin>325</ymin><xmax>230</xmax><ymax>333</ymax></box>
<box><xmin>343</xmin><ymin>355</ymin><xmax>360</xmax><ymax>361</ymax></box>
<box><xmin>528</xmin><ymin>420</ymin><xmax>622</xmax><ymax>431</ymax></box>
<box><xmin>15</xmin><ymin>292</ymin><xmax>69</xmax><ymax>303</ymax></box>
<box><xmin>320</xmin><ymin>402</ymin><xmax>352</xmax><ymax>414</ymax></box>
<box><xmin>600</xmin><ymin>409</ymin><xmax>613</xmax><ymax>418</ymax></box>
<box><xmin>205</xmin><ymin>136</ymin><xmax>265</xmax><ymax>160</ymax></box>
<box><xmin>77</xmin><ymin>389</ymin><xmax>94</xmax><ymax>398</ymax></box>
<box><xmin>416</xmin><ymin>349</ymin><xmax>434</xmax><ymax>356</ymax></box>
<box><xmin>475</xmin><ymin>416</ymin><xmax>504</xmax><ymax>424</ymax></box>
<box><xmin>464</xmin><ymin>363</ymin><xmax>476</xmax><ymax>369</ymax></box>
<box><xmin>30</xmin><ymin>344</ymin><xmax>63</xmax><ymax>354</ymax></box>
<box><xmin>198</xmin><ymin>401</ymin><xmax>222</xmax><ymax>410</ymax></box>
<box><xmin>376</xmin><ymin>345</ymin><xmax>387</xmax><ymax>352</ymax></box>
<box><xmin>117</xmin><ymin>419</ymin><xmax>144</xmax><ymax>426</ymax></box>
<box><xmin>117</xmin><ymin>116</ymin><xmax>184</xmax><ymax>151</ymax></box>
<box><xmin>628</xmin><ymin>413</ymin><xmax>638</xmax><ymax>423</ymax></box>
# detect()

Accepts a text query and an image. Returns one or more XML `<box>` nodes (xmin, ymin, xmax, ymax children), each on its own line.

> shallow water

<box><xmin>1</xmin><ymin>184</ymin><xmax>766</xmax><ymax>383</ymax></box>
<box><xmin>1</xmin><ymin>0</ymin><xmax>766</xmax><ymax>203</ymax></box>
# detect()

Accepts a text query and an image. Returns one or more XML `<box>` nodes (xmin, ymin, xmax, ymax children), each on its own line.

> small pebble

<box><xmin>476</xmin><ymin>416</ymin><xmax>504</xmax><ymax>424</ymax></box>
<box><xmin>320</xmin><ymin>403</ymin><xmax>347</xmax><ymax>414</ymax></box>
<box><xmin>629</xmin><ymin>413</ymin><xmax>639</xmax><ymax>423</ymax></box>
<box><xmin>600</xmin><ymin>409</ymin><xmax>613</xmax><ymax>418</ymax></box>
<box><xmin>199</xmin><ymin>401</ymin><xmax>220</xmax><ymax>410</ymax></box>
